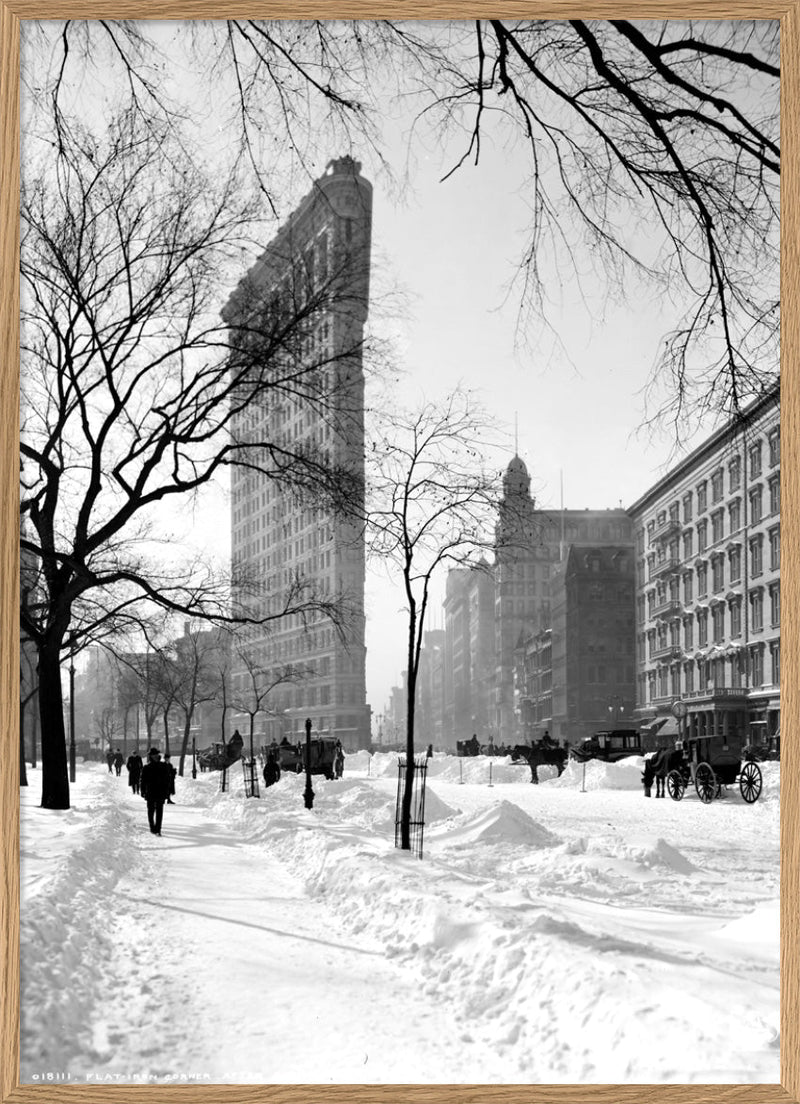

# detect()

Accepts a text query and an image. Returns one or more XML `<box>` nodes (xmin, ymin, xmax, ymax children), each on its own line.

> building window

<box><xmin>684</xmin><ymin>617</ymin><xmax>694</xmax><ymax>650</ymax></box>
<box><xmin>658</xmin><ymin>667</ymin><xmax>669</xmax><ymax>698</ymax></box>
<box><xmin>683</xmin><ymin>492</ymin><xmax>693</xmax><ymax>523</ymax></box>
<box><xmin>730</xmin><ymin>598</ymin><xmax>742</xmax><ymax>637</ymax></box>
<box><xmin>729</xmin><ymin>456</ymin><xmax>741</xmax><ymax>492</ymax></box>
<box><xmin>698</xmin><ymin>609</ymin><xmax>708</xmax><ymax>646</ymax></box>
<box><xmin>684</xmin><ymin>663</ymin><xmax>694</xmax><ymax>693</ymax></box>
<box><xmin>771</xmin><ymin>641</ymin><xmax>780</xmax><ymax>685</ymax></box>
<box><xmin>729</xmin><ymin>545</ymin><xmax>742</xmax><ymax>583</ymax></box>
<box><xmin>669</xmin><ymin>502</ymin><xmax>680</xmax><ymax>524</ymax></box>
<box><xmin>751</xmin><ymin>645</ymin><xmax>764</xmax><ymax>686</ymax></box>
<box><xmin>697</xmin><ymin>480</ymin><xmax>708</xmax><ymax>514</ymax></box>
<box><xmin>769</xmin><ymin>526</ymin><xmax>780</xmax><ymax>570</ymax></box>
<box><xmin>712</xmin><ymin>555</ymin><xmax>725</xmax><ymax>593</ymax></box>
<box><xmin>712</xmin><ymin>604</ymin><xmax>725</xmax><ymax>643</ymax></box>
<box><xmin>697</xmin><ymin>519</ymin><xmax>708</xmax><ymax>552</ymax></box>
<box><xmin>697</xmin><ymin>562</ymin><xmax>708</xmax><ymax>597</ymax></box>
<box><xmin>749</xmin><ymin>485</ymin><xmax>763</xmax><ymax>524</ymax></box>
<box><xmin>683</xmin><ymin>530</ymin><xmax>693</xmax><ymax>559</ymax></box>
<box><xmin>711</xmin><ymin>468</ymin><xmax>724</xmax><ymax>503</ymax></box>
<box><xmin>769</xmin><ymin>475</ymin><xmax>780</xmax><ymax>515</ymax></box>
<box><xmin>683</xmin><ymin>572</ymin><xmax>693</xmax><ymax>604</ymax></box>
<box><xmin>768</xmin><ymin>428</ymin><xmax>780</xmax><ymax>467</ymax></box>
<box><xmin>711</xmin><ymin>509</ymin><xmax>724</xmax><ymax>544</ymax></box>
<box><xmin>749</xmin><ymin>441</ymin><xmax>763</xmax><ymax>480</ymax></box>
<box><xmin>770</xmin><ymin>582</ymin><xmax>780</xmax><ymax>627</ymax></box>
<box><xmin>750</xmin><ymin>589</ymin><xmax>764</xmax><ymax>632</ymax></box>
<box><xmin>750</xmin><ymin>535</ymin><xmax>764</xmax><ymax>578</ymax></box>
<box><xmin>671</xmin><ymin>665</ymin><xmax>681</xmax><ymax>697</ymax></box>
<box><xmin>728</xmin><ymin>498</ymin><xmax>741</xmax><ymax>534</ymax></box>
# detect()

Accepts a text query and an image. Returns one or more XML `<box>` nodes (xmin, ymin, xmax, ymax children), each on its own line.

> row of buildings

<box><xmin>384</xmin><ymin>385</ymin><xmax>780</xmax><ymax>753</ymax></box>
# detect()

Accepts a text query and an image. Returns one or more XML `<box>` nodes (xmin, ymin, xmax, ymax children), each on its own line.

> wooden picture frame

<box><xmin>1</xmin><ymin>4</ymin><xmax>796</xmax><ymax>1102</ymax></box>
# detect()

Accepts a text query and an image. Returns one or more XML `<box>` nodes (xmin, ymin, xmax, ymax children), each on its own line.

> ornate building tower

<box><xmin>494</xmin><ymin>456</ymin><xmax>547</xmax><ymax>742</ymax></box>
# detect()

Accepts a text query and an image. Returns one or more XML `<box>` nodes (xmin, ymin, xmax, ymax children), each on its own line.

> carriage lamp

<box><xmin>303</xmin><ymin>717</ymin><xmax>315</xmax><ymax>810</ymax></box>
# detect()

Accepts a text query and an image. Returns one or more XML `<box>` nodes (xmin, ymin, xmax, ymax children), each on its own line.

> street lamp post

<box><xmin>303</xmin><ymin>717</ymin><xmax>314</xmax><ymax>810</ymax></box>
<box><xmin>191</xmin><ymin>737</ymin><xmax>197</xmax><ymax>780</ymax></box>
<box><xmin>69</xmin><ymin>650</ymin><xmax>76</xmax><ymax>784</ymax></box>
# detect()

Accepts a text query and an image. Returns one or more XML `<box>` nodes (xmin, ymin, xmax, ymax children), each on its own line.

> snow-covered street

<box><xmin>19</xmin><ymin>752</ymin><xmax>780</xmax><ymax>1085</ymax></box>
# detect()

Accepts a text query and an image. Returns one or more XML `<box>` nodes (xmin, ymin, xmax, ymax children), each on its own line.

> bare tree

<box><xmin>171</xmin><ymin>626</ymin><xmax>227</xmax><ymax>777</ymax></box>
<box><xmin>230</xmin><ymin>648</ymin><xmax>313</xmax><ymax>764</ymax></box>
<box><xmin>29</xmin><ymin>19</ymin><xmax>778</xmax><ymax>425</ymax></box>
<box><xmin>367</xmin><ymin>389</ymin><xmax>502</xmax><ymax>850</ymax></box>
<box><xmin>20</xmin><ymin>104</ymin><xmax>365</xmax><ymax>809</ymax></box>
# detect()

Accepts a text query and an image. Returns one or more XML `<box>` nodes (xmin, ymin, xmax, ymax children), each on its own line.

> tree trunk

<box><xmin>38</xmin><ymin>641</ymin><xmax>70</xmax><ymax>809</ymax></box>
<box><xmin>400</xmin><ymin>601</ymin><xmax>417</xmax><ymax>850</ymax></box>
<box><xmin>178</xmin><ymin>712</ymin><xmax>193</xmax><ymax>777</ymax></box>
<box><xmin>163</xmin><ymin>708</ymin><xmax>171</xmax><ymax>756</ymax></box>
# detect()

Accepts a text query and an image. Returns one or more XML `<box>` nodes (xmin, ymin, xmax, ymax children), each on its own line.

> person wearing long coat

<box><xmin>263</xmin><ymin>750</ymin><xmax>281</xmax><ymax>788</ymax></box>
<box><xmin>164</xmin><ymin>754</ymin><xmax>177</xmax><ymax>803</ymax></box>
<box><xmin>113</xmin><ymin>750</ymin><xmax>124</xmax><ymax>776</ymax></box>
<box><xmin>126</xmin><ymin>752</ymin><xmax>143</xmax><ymax>795</ymax></box>
<box><xmin>140</xmin><ymin>749</ymin><xmax>172</xmax><ymax>836</ymax></box>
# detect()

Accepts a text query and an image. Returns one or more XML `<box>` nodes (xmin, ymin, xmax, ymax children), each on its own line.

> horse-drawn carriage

<box><xmin>658</xmin><ymin>735</ymin><xmax>763</xmax><ymax>804</ymax></box>
<box><xmin>197</xmin><ymin>730</ymin><xmax>244</xmax><ymax>772</ymax></box>
<box><xmin>571</xmin><ymin>729</ymin><xmax>642</xmax><ymax>764</ymax></box>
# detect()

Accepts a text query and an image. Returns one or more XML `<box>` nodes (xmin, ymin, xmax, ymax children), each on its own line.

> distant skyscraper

<box><xmin>222</xmin><ymin>157</ymin><xmax>372</xmax><ymax>749</ymax></box>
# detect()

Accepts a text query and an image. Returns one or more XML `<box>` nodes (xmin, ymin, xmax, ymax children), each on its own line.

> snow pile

<box><xmin>548</xmin><ymin>754</ymin><xmax>645</xmax><ymax>790</ymax></box>
<box><xmin>436</xmin><ymin>800</ymin><xmax>560</xmax><ymax>850</ymax></box>
<box><xmin>587</xmin><ymin>833</ymin><xmax>699</xmax><ymax>874</ymax></box>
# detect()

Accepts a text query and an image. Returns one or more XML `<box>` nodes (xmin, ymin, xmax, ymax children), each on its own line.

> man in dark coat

<box><xmin>113</xmin><ymin>749</ymin><xmax>124</xmax><ymax>776</ymax></box>
<box><xmin>126</xmin><ymin>751</ymin><xmax>143</xmax><ymax>795</ymax></box>
<box><xmin>106</xmin><ymin>750</ymin><xmax>115</xmax><ymax>773</ymax></box>
<box><xmin>263</xmin><ymin>749</ymin><xmax>281</xmax><ymax>788</ymax></box>
<box><xmin>140</xmin><ymin>748</ymin><xmax>172</xmax><ymax>836</ymax></box>
<box><xmin>164</xmin><ymin>753</ymin><xmax>177</xmax><ymax>803</ymax></box>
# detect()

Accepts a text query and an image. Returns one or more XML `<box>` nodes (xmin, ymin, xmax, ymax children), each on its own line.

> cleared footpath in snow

<box><xmin>20</xmin><ymin>765</ymin><xmax>502</xmax><ymax>1086</ymax></box>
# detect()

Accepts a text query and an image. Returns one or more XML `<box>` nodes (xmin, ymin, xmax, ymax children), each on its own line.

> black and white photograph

<box><xmin>16</xmin><ymin>17</ymin><xmax>781</xmax><ymax>1087</ymax></box>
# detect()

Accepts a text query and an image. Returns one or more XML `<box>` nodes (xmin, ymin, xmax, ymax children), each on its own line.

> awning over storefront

<box><xmin>642</xmin><ymin>716</ymin><xmax>680</xmax><ymax>739</ymax></box>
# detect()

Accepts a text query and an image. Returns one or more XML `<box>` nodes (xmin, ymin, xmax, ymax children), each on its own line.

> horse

<box><xmin>512</xmin><ymin>741</ymin><xmax>568</xmax><ymax>784</ymax></box>
<box><xmin>642</xmin><ymin>747</ymin><xmax>685</xmax><ymax>798</ymax></box>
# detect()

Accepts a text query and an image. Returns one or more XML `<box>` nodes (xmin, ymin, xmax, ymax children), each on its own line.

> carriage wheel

<box><xmin>666</xmin><ymin>770</ymin><xmax>685</xmax><ymax>802</ymax></box>
<box><xmin>695</xmin><ymin>763</ymin><xmax>717</xmax><ymax>804</ymax></box>
<box><xmin>739</xmin><ymin>761</ymin><xmax>763</xmax><ymax>804</ymax></box>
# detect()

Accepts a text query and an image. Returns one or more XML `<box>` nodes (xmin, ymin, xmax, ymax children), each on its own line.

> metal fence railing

<box><xmin>242</xmin><ymin>756</ymin><xmax>260</xmax><ymax>798</ymax></box>
<box><xmin>395</xmin><ymin>755</ymin><xmax>429</xmax><ymax>859</ymax></box>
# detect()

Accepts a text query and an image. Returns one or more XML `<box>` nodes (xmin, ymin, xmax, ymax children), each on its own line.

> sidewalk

<box><xmin>41</xmin><ymin>774</ymin><xmax>494</xmax><ymax>1085</ymax></box>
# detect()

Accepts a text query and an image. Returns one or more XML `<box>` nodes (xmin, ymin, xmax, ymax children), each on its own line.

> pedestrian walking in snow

<box><xmin>263</xmin><ymin>749</ymin><xmax>281</xmax><ymax>788</ymax></box>
<box><xmin>106</xmin><ymin>750</ymin><xmax>115</xmax><ymax>773</ymax></box>
<box><xmin>164</xmin><ymin>753</ymin><xmax>177</xmax><ymax>803</ymax></box>
<box><xmin>113</xmin><ymin>749</ymin><xmax>124</xmax><ymax>776</ymax></box>
<box><xmin>140</xmin><ymin>748</ymin><xmax>172</xmax><ymax>836</ymax></box>
<box><xmin>126</xmin><ymin>751</ymin><xmax>143</xmax><ymax>795</ymax></box>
